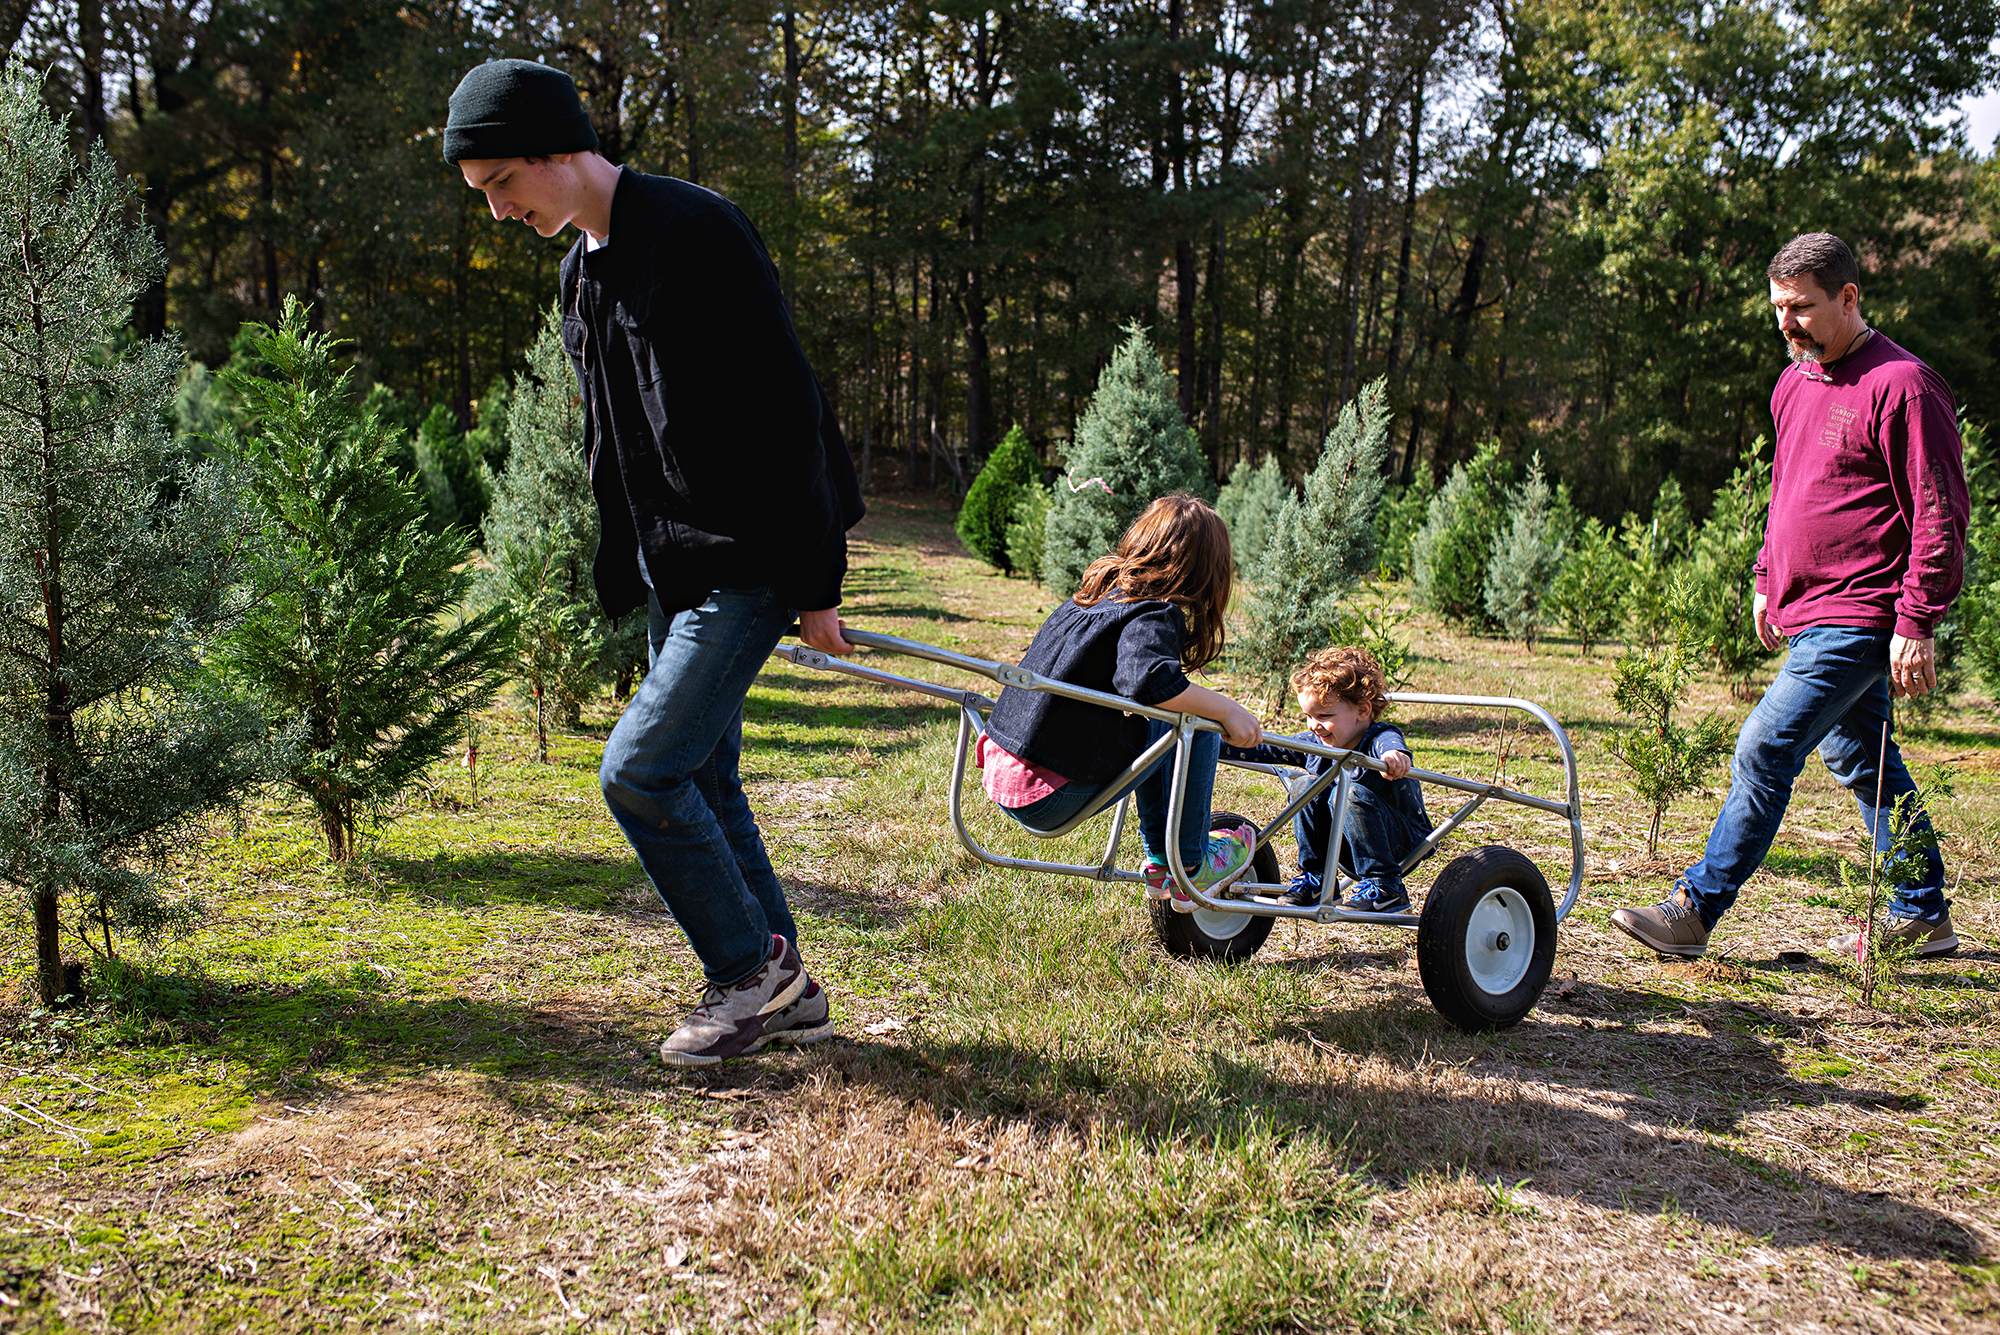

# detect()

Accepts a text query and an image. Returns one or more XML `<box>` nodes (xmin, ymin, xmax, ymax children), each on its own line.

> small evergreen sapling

<box><xmin>416</xmin><ymin>402</ymin><xmax>492</xmax><ymax>534</ymax></box>
<box><xmin>1548</xmin><ymin>517</ymin><xmax>1629</xmax><ymax>655</ymax></box>
<box><xmin>0</xmin><ymin>63</ymin><xmax>280</xmax><ymax>1006</ymax></box>
<box><xmin>1374</xmin><ymin>469</ymin><xmax>1435</xmax><ymax>580</ymax></box>
<box><xmin>1215</xmin><ymin>456</ymin><xmax>1288</xmax><ymax>573</ymax></box>
<box><xmin>1410</xmin><ymin>441</ymin><xmax>1510</xmax><ymax>627</ymax></box>
<box><xmin>1482</xmin><ymin>452</ymin><xmax>1571</xmax><ymax>649</ymax></box>
<box><xmin>1041</xmin><ymin>325</ymin><xmax>1212</xmax><ymax>595</ymax></box>
<box><xmin>222</xmin><ymin>300</ymin><xmax>515</xmax><ymax>860</ymax></box>
<box><xmin>1604</xmin><ymin>576</ymin><xmax>1733</xmax><ymax>859</ymax></box>
<box><xmin>483</xmin><ymin>306</ymin><xmax>607</xmax><ymax>760</ymax></box>
<box><xmin>1806</xmin><ymin>756</ymin><xmax>1953</xmax><ymax>1009</ymax></box>
<box><xmin>1936</xmin><ymin>416</ymin><xmax>1992</xmax><ymax>715</ymax></box>
<box><xmin>1237</xmin><ymin>379</ymin><xmax>1391</xmax><ymax>700</ymax></box>
<box><xmin>1621</xmin><ymin>476</ymin><xmax>1694</xmax><ymax>649</ymax></box>
<box><xmin>1005</xmin><ymin>477</ymin><xmax>1052</xmax><ymax>586</ymax></box>
<box><xmin>955</xmin><ymin>424</ymin><xmax>1037</xmax><ymax>573</ymax></box>
<box><xmin>1688</xmin><ymin>439</ymin><xmax>1775</xmax><ymax>696</ymax></box>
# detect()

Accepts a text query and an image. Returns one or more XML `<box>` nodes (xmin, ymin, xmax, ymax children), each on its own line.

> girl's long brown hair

<box><xmin>1072</xmin><ymin>493</ymin><xmax>1233</xmax><ymax>670</ymax></box>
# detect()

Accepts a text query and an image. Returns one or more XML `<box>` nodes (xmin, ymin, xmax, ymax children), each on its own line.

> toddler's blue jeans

<box><xmin>1296</xmin><ymin>774</ymin><xmax>1431</xmax><ymax>889</ymax></box>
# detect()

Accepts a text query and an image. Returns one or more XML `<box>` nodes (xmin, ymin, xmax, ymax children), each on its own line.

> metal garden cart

<box><xmin>772</xmin><ymin>627</ymin><xmax>1584</xmax><ymax>1032</ymax></box>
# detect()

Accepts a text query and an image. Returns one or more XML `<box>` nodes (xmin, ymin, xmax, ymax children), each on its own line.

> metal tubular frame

<box><xmin>770</xmin><ymin>631</ymin><xmax>1585</xmax><ymax>927</ymax></box>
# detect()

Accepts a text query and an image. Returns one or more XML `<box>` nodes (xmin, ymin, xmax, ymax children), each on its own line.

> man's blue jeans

<box><xmin>1680</xmin><ymin>625</ymin><xmax>1946</xmax><ymax>929</ymax></box>
<box><xmin>1297</xmin><ymin>775</ymin><xmax>1432</xmax><ymax>890</ymax></box>
<box><xmin>600</xmin><ymin>586</ymin><xmax>797</xmax><ymax>988</ymax></box>
<box><xmin>1002</xmin><ymin>722</ymin><xmax>1220</xmax><ymax>867</ymax></box>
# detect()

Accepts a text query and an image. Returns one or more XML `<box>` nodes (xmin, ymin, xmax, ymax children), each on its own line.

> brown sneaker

<box><xmin>1826</xmin><ymin>909</ymin><xmax>1958</xmax><ymax>960</ymax></box>
<box><xmin>1610</xmin><ymin>887</ymin><xmax>1711</xmax><ymax>958</ymax></box>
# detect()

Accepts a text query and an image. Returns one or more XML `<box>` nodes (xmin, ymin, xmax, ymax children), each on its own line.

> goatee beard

<box><xmin>1786</xmin><ymin>335</ymin><xmax>1826</xmax><ymax>365</ymax></box>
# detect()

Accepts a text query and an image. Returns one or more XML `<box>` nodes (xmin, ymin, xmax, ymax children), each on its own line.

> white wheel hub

<box><xmin>1192</xmin><ymin>904</ymin><xmax>1252</xmax><ymax>940</ymax></box>
<box><xmin>1464</xmin><ymin>886</ymin><xmax>1534</xmax><ymax>994</ymax></box>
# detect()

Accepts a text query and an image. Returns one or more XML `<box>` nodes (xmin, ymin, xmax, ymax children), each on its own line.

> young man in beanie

<box><xmin>445</xmin><ymin>59</ymin><xmax>865</xmax><ymax>1065</ymax></box>
<box><xmin>1610</xmin><ymin>232</ymin><xmax>1969</xmax><ymax>962</ymax></box>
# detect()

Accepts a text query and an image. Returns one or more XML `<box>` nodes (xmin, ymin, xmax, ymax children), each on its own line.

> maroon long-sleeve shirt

<box><xmin>1753</xmin><ymin>332</ymin><xmax>1969</xmax><ymax>640</ymax></box>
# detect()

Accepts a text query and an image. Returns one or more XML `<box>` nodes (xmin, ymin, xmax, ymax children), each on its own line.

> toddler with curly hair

<box><xmin>1229</xmin><ymin>646</ymin><xmax>1433</xmax><ymax>911</ymax></box>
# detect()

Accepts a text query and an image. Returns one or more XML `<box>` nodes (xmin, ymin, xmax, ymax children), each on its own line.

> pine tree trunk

<box><xmin>320</xmin><ymin>801</ymin><xmax>349</xmax><ymax>862</ymax></box>
<box><xmin>29</xmin><ymin>267</ymin><xmax>73</xmax><ymax>1004</ymax></box>
<box><xmin>33</xmin><ymin>883</ymin><xmax>62</xmax><ymax>1006</ymax></box>
<box><xmin>77</xmin><ymin>0</ymin><xmax>106</xmax><ymax>144</ymax></box>
<box><xmin>779</xmin><ymin>1</ymin><xmax>801</xmax><ymax>313</ymax></box>
<box><xmin>535</xmin><ymin>683</ymin><xmax>549</xmax><ymax>763</ymax></box>
<box><xmin>1437</xmin><ymin>230</ymin><xmax>1487</xmax><ymax>469</ymax></box>
<box><xmin>861</xmin><ymin>262</ymin><xmax>876</xmax><ymax>490</ymax></box>
<box><xmin>962</xmin><ymin>13</ymin><xmax>994</xmax><ymax>460</ymax></box>
<box><xmin>1385</xmin><ymin>83</ymin><xmax>1420</xmax><ymax>394</ymax></box>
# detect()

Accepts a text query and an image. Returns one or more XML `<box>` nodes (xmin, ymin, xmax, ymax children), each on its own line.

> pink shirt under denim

<box><xmin>976</xmin><ymin>732</ymin><xmax>1069</xmax><ymax>807</ymax></box>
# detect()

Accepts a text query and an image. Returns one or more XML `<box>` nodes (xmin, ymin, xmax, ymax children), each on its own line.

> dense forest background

<box><xmin>13</xmin><ymin>0</ymin><xmax>2000</xmax><ymax>521</ymax></box>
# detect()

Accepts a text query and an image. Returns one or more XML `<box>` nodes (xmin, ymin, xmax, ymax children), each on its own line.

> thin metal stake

<box><xmin>1862</xmin><ymin>719</ymin><xmax>1888</xmax><ymax>964</ymax></box>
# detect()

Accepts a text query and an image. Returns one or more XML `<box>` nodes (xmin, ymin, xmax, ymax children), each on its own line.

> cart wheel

<box><xmin>1148</xmin><ymin>810</ymin><xmax>1280</xmax><ymax>962</ymax></box>
<box><xmin>1416</xmin><ymin>845</ymin><xmax>1555</xmax><ymax>1033</ymax></box>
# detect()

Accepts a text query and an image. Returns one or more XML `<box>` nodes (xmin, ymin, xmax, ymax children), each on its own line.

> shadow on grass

<box><xmin>354</xmin><ymin>849</ymin><xmax>640</xmax><ymax>910</ymax></box>
<box><xmin>46</xmin><ymin>941</ymin><xmax>1987</xmax><ymax>1270</ymax></box>
<box><xmin>785</xmin><ymin>1003</ymin><xmax>1984</xmax><ymax>1268</ymax></box>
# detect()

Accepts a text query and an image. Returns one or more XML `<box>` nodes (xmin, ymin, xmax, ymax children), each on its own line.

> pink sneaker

<box><xmin>1141</xmin><ymin>861</ymin><xmax>1171</xmax><ymax>900</ymax></box>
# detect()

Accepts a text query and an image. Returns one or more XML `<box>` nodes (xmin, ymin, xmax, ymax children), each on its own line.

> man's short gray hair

<box><xmin>1768</xmin><ymin>233</ymin><xmax>1861</xmax><ymax>299</ymax></box>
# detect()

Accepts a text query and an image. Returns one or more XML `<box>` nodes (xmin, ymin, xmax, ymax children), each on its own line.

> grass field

<box><xmin>4</xmin><ymin>492</ymin><xmax>2000</xmax><ymax>1332</ymax></box>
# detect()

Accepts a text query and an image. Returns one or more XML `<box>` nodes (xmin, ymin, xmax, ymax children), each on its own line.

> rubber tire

<box><xmin>1416</xmin><ymin>845</ymin><xmax>1556</xmax><ymax>1033</ymax></box>
<box><xmin>1148</xmin><ymin>810</ymin><xmax>1281</xmax><ymax>962</ymax></box>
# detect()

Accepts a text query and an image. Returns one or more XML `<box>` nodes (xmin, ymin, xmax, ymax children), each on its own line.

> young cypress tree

<box><xmin>0</xmin><ymin>63</ymin><xmax>278</xmax><ymax>1005</ymax></box>
<box><xmin>1041</xmin><ymin>326</ymin><xmax>1213</xmax><ymax>596</ymax></box>
<box><xmin>482</xmin><ymin>307</ymin><xmax>606</xmax><ymax>759</ymax></box>
<box><xmin>221</xmin><ymin>299</ymin><xmax>515</xmax><ymax>860</ymax></box>
<box><xmin>1945</xmin><ymin>417</ymin><xmax>1995</xmax><ymax>710</ymax></box>
<box><xmin>466</xmin><ymin>375</ymin><xmax>513</xmax><ymax>477</ymax></box>
<box><xmin>1621</xmin><ymin>476</ymin><xmax>1694</xmax><ymax>648</ymax></box>
<box><xmin>415</xmin><ymin>402</ymin><xmax>493</xmax><ymax>534</ymax></box>
<box><xmin>1374</xmin><ymin>468</ymin><xmax>1436</xmax><ymax>581</ymax></box>
<box><xmin>1215</xmin><ymin>456</ymin><xmax>1289</xmax><ymax>574</ymax></box>
<box><xmin>1409</xmin><ymin>440</ymin><xmax>1510</xmax><ymax>627</ymax></box>
<box><xmin>955</xmin><ymin>424</ymin><xmax>1037</xmax><ymax>572</ymax></box>
<box><xmin>1237</xmin><ymin>379</ymin><xmax>1391</xmax><ymax>698</ymax></box>
<box><xmin>1548</xmin><ymin>516</ymin><xmax>1630</xmax><ymax>655</ymax></box>
<box><xmin>1005</xmin><ymin>478</ymin><xmax>1052</xmax><ymax>586</ymax></box>
<box><xmin>1688</xmin><ymin>439</ymin><xmax>1776</xmax><ymax>695</ymax></box>
<box><xmin>1482</xmin><ymin>453</ymin><xmax>1572</xmax><ymax>649</ymax></box>
<box><xmin>1605</xmin><ymin>576</ymin><xmax>1734</xmax><ymax>859</ymax></box>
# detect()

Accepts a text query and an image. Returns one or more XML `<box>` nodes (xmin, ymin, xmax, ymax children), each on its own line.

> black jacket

<box><xmin>559</xmin><ymin>169</ymin><xmax>865</xmax><ymax>620</ymax></box>
<box><xmin>984</xmin><ymin>596</ymin><xmax>1192</xmax><ymax>783</ymax></box>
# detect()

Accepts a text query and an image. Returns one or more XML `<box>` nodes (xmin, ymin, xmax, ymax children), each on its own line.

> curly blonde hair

<box><xmin>1289</xmin><ymin>646</ymin><xmax>1389</xmax><ymax>719</ymax></box>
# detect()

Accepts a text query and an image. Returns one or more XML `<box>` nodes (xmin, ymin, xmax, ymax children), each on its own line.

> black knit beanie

<box><xmin>443</xmin><ymin>60</ymin><xmax>599</xmax><ymax>163</ymax></box>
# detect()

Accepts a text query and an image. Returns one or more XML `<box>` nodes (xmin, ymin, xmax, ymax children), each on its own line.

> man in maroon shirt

<box><xmin>1612</xmin><ymin>233</ymin><xmax>1969</xmax><ymax>960</ymax></box>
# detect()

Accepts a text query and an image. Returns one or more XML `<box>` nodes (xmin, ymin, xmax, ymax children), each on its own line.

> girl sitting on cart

<box><xmin>974</xmin><ymin>493</ymin><xmax>1262</xmax><ymax>912</ymax></box>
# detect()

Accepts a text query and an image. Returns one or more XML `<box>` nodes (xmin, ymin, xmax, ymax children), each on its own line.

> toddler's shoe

<box><xmin>1277</xmin><ymin>869</ymin><xmax>1322</xmax><ymax>908</ymax></box>
<box><xmin>1338</xmin><ymin>878</ymin><xmax>1410</xmax><ymax>913</ymax></box>
<box><xmin>1140</xmin><ymin>860</ymin><xmax>1171</xmax><ymax>901</ymax></box>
